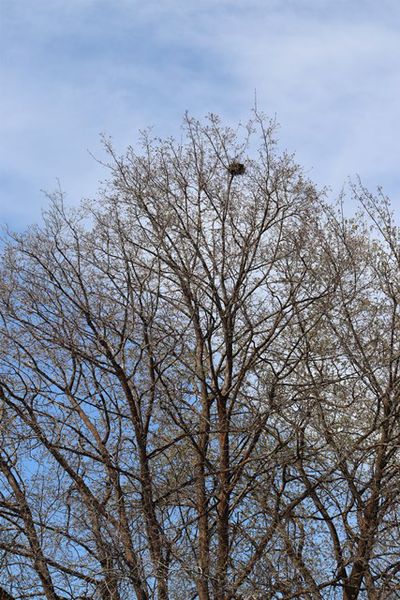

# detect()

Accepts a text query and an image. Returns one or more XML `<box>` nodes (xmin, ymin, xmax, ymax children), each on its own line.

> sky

<box><xmin>1</xmin><ymin>0</ymin><xmax>400</xmax><ymax>229</ymax></box>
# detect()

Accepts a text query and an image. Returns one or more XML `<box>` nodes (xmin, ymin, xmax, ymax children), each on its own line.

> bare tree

<box><xmin>0</xmin><ymin>114</ymin><xmax>398</xmax><ymax>599</ymax></box>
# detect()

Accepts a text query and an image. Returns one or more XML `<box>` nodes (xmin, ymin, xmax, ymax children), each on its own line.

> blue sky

<box><xmin>1</xmin><ymin>0</ymin><xmax>400</xmax><ymax>229</ymax></box>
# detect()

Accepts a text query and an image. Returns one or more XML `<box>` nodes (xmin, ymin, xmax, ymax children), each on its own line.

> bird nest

<box><xmin>228</xmin><ymin>161</ymin><xmax>246</xmax><ymax>176</ymax></box>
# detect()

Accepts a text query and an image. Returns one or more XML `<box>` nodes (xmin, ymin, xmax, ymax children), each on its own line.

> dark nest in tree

<box><xmin>228</xmin><ymin>161</ymin><xmax>246</xmax><ymax>176</ymax></box>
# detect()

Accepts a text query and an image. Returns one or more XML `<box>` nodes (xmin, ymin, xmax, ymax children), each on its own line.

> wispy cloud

<box><xmin>1</xmin><ymin>0</ymin><xmax>399</xmax><ymax>227</ymax></box>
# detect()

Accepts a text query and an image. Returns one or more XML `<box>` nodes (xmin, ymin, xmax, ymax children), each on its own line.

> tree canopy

<box><xmin>0</xmin><ymin>114</ymin><xmax>399</xmax><ymax>600</ymax></box>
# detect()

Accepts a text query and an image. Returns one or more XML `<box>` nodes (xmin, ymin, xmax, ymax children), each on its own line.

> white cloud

<box><xmin>1</xmin><ymin>0</ymin><xmax>399</xmax><ymax>228</ymax></box>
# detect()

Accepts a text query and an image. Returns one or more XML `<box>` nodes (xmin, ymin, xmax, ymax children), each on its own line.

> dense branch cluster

<box><xmin>0</xmin><ymin>115</ymin><xmax>399</xmax><ymax>599</ymax></box>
